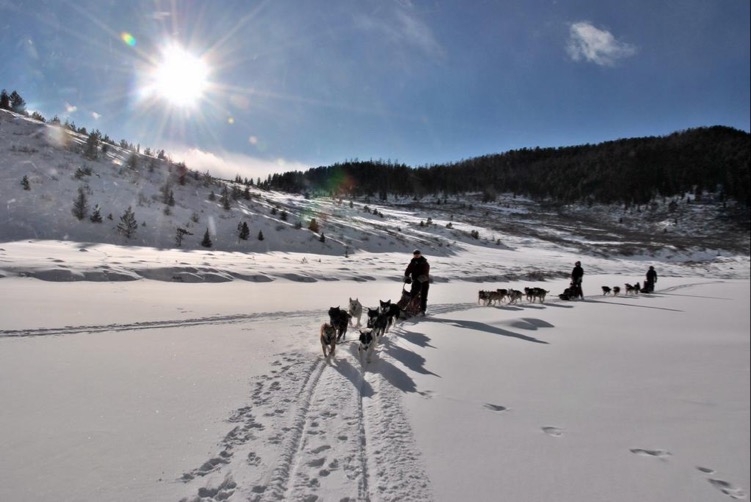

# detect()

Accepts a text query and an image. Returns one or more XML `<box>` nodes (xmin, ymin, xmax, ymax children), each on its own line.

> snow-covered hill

<box><xmin>1</xmin><ymin>108</ymin><xmax>748</xmax><ymax>283</ymax></box>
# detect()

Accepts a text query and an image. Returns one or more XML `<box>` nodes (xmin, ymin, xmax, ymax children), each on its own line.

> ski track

<box><xmin>179</xmin><ymin>317</ymin><xmax>433</xmax><ymax>502</ymax></box>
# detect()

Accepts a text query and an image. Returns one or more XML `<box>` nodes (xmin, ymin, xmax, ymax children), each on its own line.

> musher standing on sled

<box><xmin>644</xmin><ymin>265</ymin><xmax>657</xmax><ymax>293</ymax></box>
<box><xmin>571</xmin><ymin>260</ymin><xmax>584</xmax><ymax>299</ymax></box>
<box><xmin>404</xmin><ymin>249</ymin><xmax>430</xmax><ymax>316</ymax></box>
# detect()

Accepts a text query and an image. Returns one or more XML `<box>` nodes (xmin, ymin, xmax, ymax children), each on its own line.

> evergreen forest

<box><xmin>264</xmin><ymin>126</ymin><xmax>750</xmax><ymax>207</ymax></box>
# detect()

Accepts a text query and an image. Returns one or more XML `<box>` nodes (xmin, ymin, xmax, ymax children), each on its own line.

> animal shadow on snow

<box><xmin>333</xmin><ymin>353</ymin><xmax>375</xmax><ymax>398</ymax></box>
<box><xmin>398</xmin><ymin>331</ymin><xmax>435</xmax><ymax>349</ymax></box>
<box><xmin>376</xmin><ymin>357</ymin><xmax>420</xmax><ymax>394</ymax></box>
<box><xmin>426</xmin><ymin>317</ymin><xmax>549</xmax><ymax>345</ymax></box>
<box><xmin>509</xmin><ymin>318</ymin><xmax>555</xmax><ymax>331</ymax></box>
<box><xmin>350</xmin><ymin>337</ymin><xmax>421</xmax><ymax>394</ymax></box>
<box><xmin>381</xmin><ymin>337</ymin><xmax>440</xmax><ymax>378</ymax></box>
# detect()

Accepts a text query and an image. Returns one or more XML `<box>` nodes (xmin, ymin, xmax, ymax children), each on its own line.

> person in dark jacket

<box><xmin>571</xmin><ymin>260</ymin><xmax>584</xmax><ymax>299</ymax></box>
<box><xmin>404</xmin><ymin>249</ymin><xmax>430</xmax><ymax>315</ymax></box>
<box><xmin>644</xmin><ymin>266</ymin><xmax>657</xmax><ymax>293</ymax></box>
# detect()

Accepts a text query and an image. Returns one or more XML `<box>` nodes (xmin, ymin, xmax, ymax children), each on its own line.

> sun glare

<box><xmin>152</xmin><ymin>44</ymin><xmax>209</xmax><ymax>108</ymax></box>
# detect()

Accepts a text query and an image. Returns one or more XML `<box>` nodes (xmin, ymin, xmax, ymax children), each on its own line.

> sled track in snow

<box><xmin>0</xmin><ymin>309</ymin><xmax>323</xmax><ymax>338</ymax></box>
<box><xmin>179</xmin><ymin>326</ymin><xmax>433</xmax><ymax>501</ymax></box>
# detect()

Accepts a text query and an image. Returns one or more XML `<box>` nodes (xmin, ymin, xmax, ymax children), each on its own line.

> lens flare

<box><xmin>121</xmin><ymin>32</ymin><xmax>136</xmax><ymax>47</ymax></box>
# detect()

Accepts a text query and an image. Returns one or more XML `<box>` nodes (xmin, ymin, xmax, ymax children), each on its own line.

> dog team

<box><xmin>320</xmin><ymin>297</ymin><xmax>401</xmax><ymax>364</ymax></box>
<box><xmin>602</xmin><ymin>266</ymin><xmax>658</xmax><ymax>296</ymax></box>
<box><xmin>321</xmin><ymin>249</ymin><xmax>431</xmax><ymax>364</ymax></box>
<box><xmin>321</xmin><ymin>260</ymin><xmax>658</xmax><ymax>361</ymax></box>
<box><xmin>478</xmin><ymin>287</ymin><xmax>549</xmax><ymax>306</ymax></box>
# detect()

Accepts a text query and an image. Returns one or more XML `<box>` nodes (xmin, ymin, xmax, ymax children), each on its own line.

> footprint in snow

<box><xmin>629</xmin><ymin>448</ymin><xmax>671</xmax><ymax>459</ymax></box>
<box><xmin>307</xmin><ymin>458</ymin><xmax>326</xmax><ymax>468</ymax></box>
<box><xmin>541</xmin><ymin>426</ymin><xmax>564</xmax><ymax>437</ymax></box>
<box><xmin>707</xmin><ymin>478</ymin><xmax>747</xmax><ymax>500</ymax></box>
<box><xmin>483</xmin><ymin>403</ymin><xmax>508</xmax><ymax>413</ymax></box>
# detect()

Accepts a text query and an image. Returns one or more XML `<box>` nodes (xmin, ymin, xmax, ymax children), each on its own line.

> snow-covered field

<box><xmin>0</xmin><ymin>241</ymin><xmax>748</xmax><ymax>502</ymax></box>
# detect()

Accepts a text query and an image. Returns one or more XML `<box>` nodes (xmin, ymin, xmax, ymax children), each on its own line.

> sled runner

<box><xmin>397</xmin><ymin>284</ymin><xmax>422</xmax><ymax>318</ymax></box>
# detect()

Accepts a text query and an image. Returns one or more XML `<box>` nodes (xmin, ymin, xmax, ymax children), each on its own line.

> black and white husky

<box><xmin>358</xmin><ymin>328</ymin><xmax>376</xmax><ymax>364</ymax></box>
<box><xmin>348</xmin><ymin>297</ymin><xmax>363</xmax><ymax>327</ymax></box>
<box><xmin>378</xmin><ymin>300</ymin><xmax>401</xmax><ymax>332</ymax></box>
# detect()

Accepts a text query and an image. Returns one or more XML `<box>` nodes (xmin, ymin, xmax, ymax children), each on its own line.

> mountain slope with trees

<box><xmin>265</xmin><ymin>126</ymin><xmax>750</xmax><ymax>207</ymax></box>
<box><xmin>1</xmin><ymin>88</ymin><xmax>748</xmax><ymax>259</ymax></box>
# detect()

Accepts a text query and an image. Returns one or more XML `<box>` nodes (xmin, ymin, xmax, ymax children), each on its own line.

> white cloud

<box><xmin>91</xmin><ymin>112</ymin><xmax>101</xmax><ymax>120</ymax></box>
<box><xmin>65</xmin><ymin>102</ymin><xmax>77</xmax><ymax>113</ymax></box>
<box><xmin>566</xmin><ymin>21</ymin><xmax>636</xmax><ymax>66</ymax></box>
<box><xmin>170</xmin><ymin>147</ymin><xmax>310</xmax><ymax>182</ymax></box>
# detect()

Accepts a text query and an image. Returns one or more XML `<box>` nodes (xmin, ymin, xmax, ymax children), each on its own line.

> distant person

<box><xmin>404</xmin><ymin>249</ymin><xmax>430</xmax><ymax>315</ymax></box>
<box><xmin>571</xmin><ymin>260</ymin><xmax>584</xmax><ymax>299</ymax></box>
<box><xmin>644</xmin><ymin>266</ymin><xmax>657</xmax><ymax>293</ymax></box>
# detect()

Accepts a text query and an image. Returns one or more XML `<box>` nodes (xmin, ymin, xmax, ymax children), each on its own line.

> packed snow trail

<box><xmin>179</xmin><ymin>317</ymin><xmax>433</xmax><ymax>502</ymax></box>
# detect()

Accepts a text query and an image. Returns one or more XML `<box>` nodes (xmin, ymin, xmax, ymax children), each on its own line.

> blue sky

<box><xmin>1</xmin><ymin>0</ymin><xmax>749</xmax><ymax>180</ymax></box>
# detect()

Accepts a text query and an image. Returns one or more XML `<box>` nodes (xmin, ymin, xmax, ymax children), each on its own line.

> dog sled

<box><xmin>558</xmin><ymin>282</ymin><xmax>583</xmax><ymax>301</ymax></box>
<box><xmin>397</xmin><ymin>283</ymin><xmax>422</xmax><ymax>318</ymax></box>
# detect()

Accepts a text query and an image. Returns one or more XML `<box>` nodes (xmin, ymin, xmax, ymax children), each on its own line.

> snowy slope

<box><xmin>2</xmin><ymin>108</ymin><xmax>748</xmax><ymax>271</ymax></box>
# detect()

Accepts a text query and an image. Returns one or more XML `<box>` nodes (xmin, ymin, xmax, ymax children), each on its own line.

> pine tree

<box><xmin>21</xmin><ymin>175</ymin><xmax>30</xmax><ymax>190</ymax></box>
<box><xmin>126</xmin><ymin>152</ymin><xmax>139</xmax><ymax>170</ymax></box>
<box><xmin>201</xmin><ymin>228</ymin><xmax>213</xmax><ymax>247</ymax></box>
<box><xmin>257</xmin><ymin>230</ymin><xmax>264</xmax><ymax>241</ymax></box>
<box><xmin>308</xmin><ymin>218</ymin><xmax>320</xmax><ymax>233</ymax></box>
<box><xmin>238</xmin><ymin>222</ymin><xmax>250</xmax><ymax>240</ymax></box>
<box><xmin>220</xmin><ymin>186</ymin><xmax>231</xmax><ymax>210</ymax></box>
<box><xmin>90</xmin><ymin>204</ymin><xmax>103</xmax><ymax>223</ymax></box>
<box><xmin>72</xmin><ymin>186</ymin><xmax>89</xmax><ymax>220</ymax></box>
<box><xmin>117</xmin><ymin>206</ymin><xmax>138</xmax><ymax>238</ymax></box>
<box><xmin>9</xmin><ymin>91</ymin><xmax>26</xmax><ymax>114</ymax></box>
<box><xmin>0</xmin><ymin>89</ymin><xmax>10</xmax><ymax>110</ymax></box>
<box><xmin>84</xmin><ymin>131</ymin><xmax>99</xmax><ymax>160</ymax></box>
<box><xmin>319</xmin><ymin>232</ymin><xmax>326</xmax><ymax>243</ymax></box>
<box><xmin>175</xmin><ymin>227</ymin><xmax>192</xmax><ymax>247</ymax></box>
<box><xmin>161</xmin><ymin>184</ymin><xmax>175</xmax><ymax>206</ymax></box>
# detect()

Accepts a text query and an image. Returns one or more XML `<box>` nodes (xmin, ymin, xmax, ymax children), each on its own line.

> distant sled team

<box><xmin>478</xmin><ymin>287</ymin><xmax>550</xmax><ymax>305</ymax></box>
<box><xmin>478</xmin><ymin>264</ymin><xmax>658</xmax><ymax>303</ymax></box>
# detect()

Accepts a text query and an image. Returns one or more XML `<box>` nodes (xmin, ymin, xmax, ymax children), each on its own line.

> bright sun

<box><xmin>152</xmin><ymin>44</ymin><xmax>209</xmax><ymax>107</ymax></box>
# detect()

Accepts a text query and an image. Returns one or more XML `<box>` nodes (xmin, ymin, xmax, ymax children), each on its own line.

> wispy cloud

<box><xmin>566</xmin><ymin>21</ymin><xmax>636</xmax><ymax>66</ymax></box>
<box><xmin>355</xmin><ymin>3</ymin><xmax>444</xmax><ymax>60</ymax></box>
<box><xmin>394</xmin><ymin>8</ymin><xmax>444</xmax><ymax>59</ymax></box>
<box><xmin>170</xmin><ymin>147</ymin><xmax>309</xmax><ymax>182</ymax></box>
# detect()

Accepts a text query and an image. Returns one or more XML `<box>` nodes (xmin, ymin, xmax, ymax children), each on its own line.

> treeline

<box><xmin>265</xmin><ymin>126</ymin><xmax>750</xmax><ymax>206</ymax></box>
